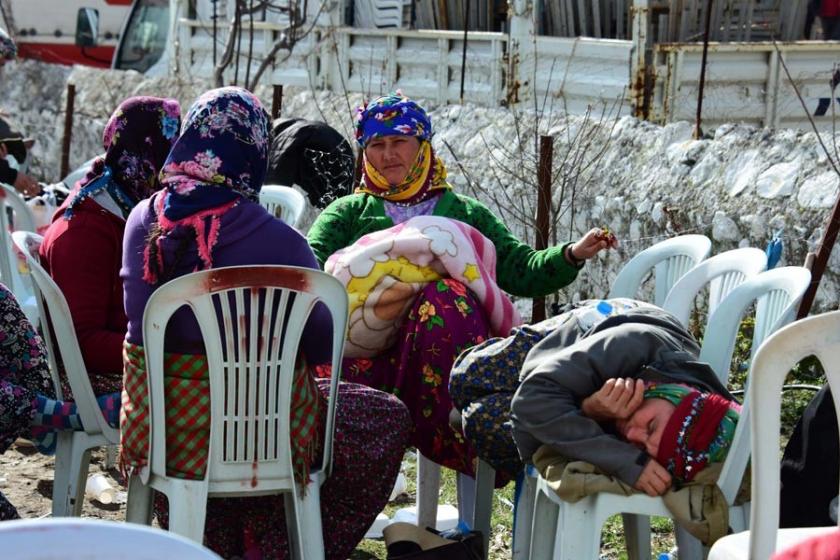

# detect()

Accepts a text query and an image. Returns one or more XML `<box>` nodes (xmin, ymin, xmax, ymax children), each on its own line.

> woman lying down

<box><xmin>449</xmin><ymin>298</ymin><xmax>741</xmax><ymax>495</ymax></box>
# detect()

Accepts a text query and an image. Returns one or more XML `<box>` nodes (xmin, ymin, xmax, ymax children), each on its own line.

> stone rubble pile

<box><xmin>5</xmin><ymin>60</ymin><xmax>839</xmax><ymax>312</ymax></box>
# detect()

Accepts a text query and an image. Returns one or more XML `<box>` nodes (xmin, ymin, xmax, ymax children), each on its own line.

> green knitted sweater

<box><xmin>306</xmin><ymin>191</ymin><xmax>581</xmax><ymax>298</ymax></box>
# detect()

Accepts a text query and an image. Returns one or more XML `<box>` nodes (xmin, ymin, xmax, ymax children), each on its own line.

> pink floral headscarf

<box><xmin>143</xmin><ymin>87</ymin><xmax>270</xmax><ymax>283</ymax></box>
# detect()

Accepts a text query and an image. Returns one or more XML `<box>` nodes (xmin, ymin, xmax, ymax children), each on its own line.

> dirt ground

<box><xmin>0</xmin><ymin>441</ymin><xmax>127</xmax><ymax>522</ymax></box>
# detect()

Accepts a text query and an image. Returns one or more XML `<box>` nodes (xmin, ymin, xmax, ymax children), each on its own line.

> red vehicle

<box><xmin>2</xmin><ymin>0</ymin><xmax>131</xmax><ymax>68</ymax></box>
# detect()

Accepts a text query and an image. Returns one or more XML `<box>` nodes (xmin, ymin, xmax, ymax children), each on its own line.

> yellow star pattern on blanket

<box><xmin>463</xmin><ymin>263</ymin><xmax>480</xmax><ymax>282</ymax></box>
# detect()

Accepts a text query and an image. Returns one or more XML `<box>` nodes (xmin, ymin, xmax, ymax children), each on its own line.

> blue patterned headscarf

<box><xmin>354</xmin><ymin>93</ymin><xmax>432</xmax><ymax>148</ymax></box>
<box><xmin>144</xmin><ymin>87</ymin><xmax>270</xmax><ymax>283</ymax></box>
<box><xmin>64</xmin><ymin>96</ymin><xmax>181</xmax><ymax>220</ymax></box>
<box><xmin>0</xmin><ymin>28</ymin><xmax>16</xmax><ymax>60</ymax></box>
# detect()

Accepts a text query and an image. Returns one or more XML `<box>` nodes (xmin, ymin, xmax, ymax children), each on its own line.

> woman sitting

<box><xmin>0</xmin><ymin>283</ymin><xmax>118</xmax><ymax>519</ymax></box>
<box><xmin>450</xmin><ymin>298</ymin><xmax>740</xmax><ymax>493</ymax></box>
<box><xmin>40</xmin><ymin>96</ymin><xmax>181</xmax><ymax>397</ymax></box>
<box><xmin>120</xmin><ymin>87</ymin><xmax>411</xmax><ymax>559</ymax></box>
<box><xmin>307</xmin><ymin>92</ymin><xmax>616</xmax><ymax>480</ymax></box>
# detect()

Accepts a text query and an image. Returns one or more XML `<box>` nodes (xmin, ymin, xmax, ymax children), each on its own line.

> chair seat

<box><xmin>708</xmin><ymin>526</ymin><xmax>837</xmax><ymax>560</ymax></box>
<box><xmin>0</xmin><ymin>518</ymin><xmax>221</xmax><ymax>559</ymax></box>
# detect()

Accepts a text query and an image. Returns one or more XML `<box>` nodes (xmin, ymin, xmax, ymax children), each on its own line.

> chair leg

<box><xmin>622</xmin><ymin>513</ymin><xmax>652</xmax><ymax>560</ymax></box>
<box><xmin>456</xmin><ymin>471</ymin><xmax>476</xmax><ymax>526</ymax></box>
<box><xmin>165</xmin><ymin>485</ymin><xmax>207</xmax><ymax>545</ymax></box>
<box><xmin>285</xmin><ymin>490</ymin><xmax>306</xmax><ymax>560</ymax></box>
<box><xmin>104</xmin><ymin>444</ymin><xmax>118</xmax><ymax>470</ymax></box>
<box><xmin>675</xmin><ymin>523</ymin><xmax>705</xmax><ymax>560</ymax></box>
<box><xmin>557</xmin><ymin>498</ymin><xmax>603</xmax><ymax>560</ymax></box>
<box><xmin>472</xmin><ymin>460</ymin><xmax>495</xmax><ymax>557</ymax></box>
<box><xmin>66</xmin><ymin>444</ymin><xmax>92</xmax><ymax>517</ymax></box>
<box><xmin>529</xmin><ymin>482</ymin><xmax>560</xmax><ymax>559</ymax></box>
<box><xmin>417</xmin><ymin>454</ymin><xmax>440</xmax><ymax>529</ymax></box>
<box><xmin>51</xmin><ymin>432</ymin><xmax>73</xmax><ymax>517</ymax></box>
<box><xmin>125</xmin><ymin>473</ymin><xmax>153</xmax><ymax>525</ymax></box>
<box><xmin>297</xmin><ymin>480</ymin><xmax>326</xmax><ymax>560</ymax></box>
<box><xmin>512</xmin><ymin>469</ymin><xmax>537</xmax><ymax>560</ymax></box>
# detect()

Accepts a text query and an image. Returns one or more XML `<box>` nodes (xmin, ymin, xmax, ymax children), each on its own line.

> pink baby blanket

<box><xmin>325</xmin><ymin>216</ymin><xmax>522</xmax><ymax>358</ymax></box>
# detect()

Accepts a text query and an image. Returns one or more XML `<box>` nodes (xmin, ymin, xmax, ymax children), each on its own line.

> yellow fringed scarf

<box><xmin>356</xmin><ymin>140</ymin><xmax>452</xmax><ymax>203</ymax></box>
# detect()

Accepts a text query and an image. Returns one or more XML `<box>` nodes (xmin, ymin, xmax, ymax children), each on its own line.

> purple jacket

<box><xmin>121</xmin><ymin>193</ymin><xmax>332</xmax><ymax>364</ymax></box>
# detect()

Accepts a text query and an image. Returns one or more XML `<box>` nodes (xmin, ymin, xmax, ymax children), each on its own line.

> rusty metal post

<box><xmin>630</xmin><ymin>0</ymin><xmax>651</xmax><ymax>119</ymax></box>
<box><xmin>271</xmin><ymin>84</ymin><xmax>284</xmax><ymax>120</ymax></box>
<box><xmin>532</xmin><ymin>135</ymin><xmax>553</xmax><ymax>323</ymax></box>
<box><xmin>459</xmin><ymin>0</ymin><xmax>470</xmax><ymax>104</ymax></box>
<box><xmin>60</xmin><ymin>83</ymin><xmax>76</xmax><ymax>180</ymax></box>
<box><xmin>694</xmin><ymin>0</ymin><xmax>714</xmax><ymax>139</ymax></box>
<box><xmin>353</xmin><ymin>149</ymin><xmax>364</xmax><ymax>188</ymax></box>
<box><xmin>797</xmin><ymin>196</ymin><xmax>840</xmax><ymax>318</ymax></box>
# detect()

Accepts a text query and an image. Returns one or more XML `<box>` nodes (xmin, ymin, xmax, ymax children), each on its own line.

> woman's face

<box><xmin>365</xmin><ymin>135</ymin><xmax>421</xmax><ymax>185</ymax></box>
<box><xmin>615</xmin><ymin>397</ymin><xmax>675</xmax><ymax>458</ymax></box>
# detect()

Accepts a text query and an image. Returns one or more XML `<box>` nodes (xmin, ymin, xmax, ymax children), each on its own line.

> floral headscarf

<box><xmin>354</xmin><ymin>93</ymin><xmax>450</xmax><ymax>205</ymax></box>
<box><xmin>143</xmin><ymin>86</ymin><xmax>270</xmax><ymax>284</ymax></box>
<box><xmin>64</xmin><ymin>96</ymin><xmax>181</xmax><ymax>220</ymax></box>
<box><xmin>646</xmin><ymin>383</ymin><xmax>741</xmax><ymax>482</ymax></box>
<box><xmin>0</xmin><ymin>28</ymin><xmax>16</xmax><ymax>60</ymax></box>
<box><xmin>354</xmin><ymin>93</ymin><xmax>432</xmax><ymax>148</ymax></box>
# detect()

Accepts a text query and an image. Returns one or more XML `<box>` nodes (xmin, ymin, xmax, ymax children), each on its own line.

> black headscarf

<box><xmin>266</xmin><ymin>118</ymin><xmax>355</xmax><ymax>208</ymax></box>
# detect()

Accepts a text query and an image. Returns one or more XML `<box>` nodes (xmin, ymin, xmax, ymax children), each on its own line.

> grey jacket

<box><xmin>511</xmin><ymin>305</ymin><xmax>732</xmax><ymax>486</ymax></box>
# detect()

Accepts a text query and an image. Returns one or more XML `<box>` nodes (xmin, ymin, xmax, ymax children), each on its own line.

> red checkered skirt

<box><xmin>120</xmin><ymin>342</ymin><xmax>321</xmax><ymax>482</ymax></box>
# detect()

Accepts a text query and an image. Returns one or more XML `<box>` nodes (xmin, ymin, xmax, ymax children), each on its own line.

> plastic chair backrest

<box><xmin>661</xmin><ymin>247</ymin><xmax>767</xmax><ymax>333</ymax></box>
<box><xmin>698</xmin><ymin>267</ymin><xmax>810</xmax><ymax>506</ymax></box>
<box><xmin>0</xmin><ymin>518</ymin><xmax>222</xmax><ymax>559</ymax></box>
<box><xmin>608</xmin><ymin>234</ymin><xmax>711</xmax><ymax>305</ymax></box>
<box><xmin>11</xmin><ymin>231</ymin><xmax>117</xmax><ymax>440</ymax></box>
<box><xmin>0</xmin><ymin>183</ymin><xmax>36</xmax><ymax>232</ymax></box>
<box><xmin>0</xmin><ymin>183</ymin><xmax>38</xmax><ymax>322</ymax></box>
<box><xmin>745</xmin><ymin>310</ymin><xmax>840</xmax><ymax>559</ymax></box>
<box><xmin>142</xmin><ymin>265</ymin><xmax>347</xmax><ymax>490</ymax></box>
<box><xmin>259</xmin><ymin>185</ymin><xmax>306</xmax><ymax>227</ymax></box>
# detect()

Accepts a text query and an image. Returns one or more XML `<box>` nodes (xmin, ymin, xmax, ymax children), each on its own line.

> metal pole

<box><xmin>694</xmin><ymin>0</ymin><xmax>714</xmax><ymax>139</ymax></box>
<box><xmin>532</xmin><ymin>135</ymin><xmax>553</xmax><ymax>323</ymax></box>
<box><xmin>212</xmin><ymin>0</ymin><xmax>217</xmax><ymax>66</ymax></box>
<box><xmin>271</xmin><ymin>84</ymin><xmax>284</xmax><ymax>120</ymax></box>
<box><xmin>353</xmin><ymin>149</ymin><xmax>364</xmax><ymax>188</ymax></box>
<box><xmin>60</xmin><ymin>83</ymin><xmax>76</xmax><ymax>180</ymax></box>
<box><xmin>459</xmin><ymin>0</ymin><xmax>470</xmax><ymax>104</ymax></box>
<box><xmin>797</xmin><ymin>198</ymin><xmax>840</xmax><ymax>318</ymax></box>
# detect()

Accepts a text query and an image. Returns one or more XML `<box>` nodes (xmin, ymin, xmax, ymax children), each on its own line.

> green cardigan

<box><xmin>307</xmin><ymin>191</ymin><xmax>581</xmax><ymax>298</ymax></box>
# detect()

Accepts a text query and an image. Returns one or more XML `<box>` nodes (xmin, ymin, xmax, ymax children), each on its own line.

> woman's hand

<box><xmin>570</xmin><ymin>227</ymin><xmax>619</xmax><ymax>261</ymax></box>
<box><xmin>634</xmin><ymin>458</ymin><xmax>672</xmax><ymax>496</ymax></box>
<box><xmin>13</xmin><ymin>171</ymin><xmax>39</xmax><ymax>197</ymax></box>
<box><xmin>581</xmin><ymin>378</ymin><xmax>645</xmax><ymax>422</ymax></box>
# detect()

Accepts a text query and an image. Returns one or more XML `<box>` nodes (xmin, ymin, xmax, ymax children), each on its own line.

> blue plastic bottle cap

<box><xmin>596</xmin><ymin>301</ymin><xmax>613</xmax><ymax>315</ymax></box>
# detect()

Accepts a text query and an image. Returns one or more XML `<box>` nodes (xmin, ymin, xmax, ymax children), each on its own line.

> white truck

<box><xmin>47</xmin><ymin>0</ymin><xmax>840</xmax><ymax>130</ymax></box>
<box><xmin>1</xmin><ymin>0</ymin><xmax>130</xmax><ymax>68</ymax></box>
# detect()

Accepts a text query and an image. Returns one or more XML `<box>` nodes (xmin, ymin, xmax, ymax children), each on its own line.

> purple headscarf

<box><xmin>143</xmin><ymin>86</ymin><xmax>270</xmax><ymax>283</ymax></box>
<box><xmin>64</xmin><ymin>96</ymin><xmax>181</xmax><ymax>220</ymax></box>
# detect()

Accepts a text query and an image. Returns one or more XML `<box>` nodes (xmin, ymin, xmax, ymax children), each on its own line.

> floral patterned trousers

<box><xmin>319</xmin><ymin>280</ymin><xmax>491</xmax><ymax>477</ymax></box>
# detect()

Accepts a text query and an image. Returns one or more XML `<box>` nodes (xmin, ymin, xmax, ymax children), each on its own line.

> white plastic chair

<box><xmin>0</xmin><ymin>518</ymin><xmax>222</xmax><ymax>559</ymax></box>
<box><xmin>125</xmin><ymin>265</ymin><xmax>348</xmax><ymax>559</ymax></box>
<box><xmin>661</xmin><ymin>247</ymin><xmax>768</xmax><ymax>332</ymax></box>
<box><xmin>527</xmin><ymin>266</ymin><xmax>812</xmax><ymax>560</ymax></box>
<box><xmin>708</xmin><ymin>310</ymin><xmax>840</xmax><ymax>560</ymax></box>
<box><xmin>608</xmin><ymin>234</ymin><xmax>712</xmax><ymax>306</ymax></box>
<box><xmin>259</xmin><ymin>184</ymin><xmax>306</xmax><ymax>228</ymax></box>
<box><xmin>0</xmin><ymin>182</ymin><xmax>38</xmax><ymax>324</ymax></box>
<box><xmin>415</xmin><ymin>453</ymin><xmax>494</xmax><ymax>546</ymax></box>
<box><xmin>11</xmin><ymin>231</ymin><xmax>120</xmax><ymax>517</ymax></box>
